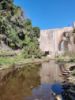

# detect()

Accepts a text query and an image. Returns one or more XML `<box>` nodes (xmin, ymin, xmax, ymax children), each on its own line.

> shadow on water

<box><xmin>25</xmin><ymin>84</ymin><xmax>54</xmax><ymax>100</ymax></box>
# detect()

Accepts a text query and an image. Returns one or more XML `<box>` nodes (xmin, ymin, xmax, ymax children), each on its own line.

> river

<box><xmin>0</xmin><ymin>60</ymin><xmax>68</xmax><ymax>100</ymax></box>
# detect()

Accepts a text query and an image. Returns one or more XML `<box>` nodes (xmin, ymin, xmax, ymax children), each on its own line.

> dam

<box><xmin>39</xmin><ymin>24</ymin><xmax>75</xmax><ymax>56</ymax></box>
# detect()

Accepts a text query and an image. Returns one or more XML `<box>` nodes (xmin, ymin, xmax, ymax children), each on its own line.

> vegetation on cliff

<box><xmin>0</xmin><ymin>0</ymin><xmax>42</xmax><ymax>59</ymax></box>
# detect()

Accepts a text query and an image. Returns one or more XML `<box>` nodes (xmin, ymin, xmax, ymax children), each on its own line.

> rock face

<box><xmin>39</xmin><ymin>26</ymin><xmax>75</xmax><ymax>55</ymax></box>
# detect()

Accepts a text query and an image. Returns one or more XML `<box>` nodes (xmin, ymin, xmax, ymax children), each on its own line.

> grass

<box><xmin>56</xmin><ymin>55</ymin><xmax>75</xmax><ymax>63</ymax></box>
<box><xmin>0</xmin><ymin>52</ymin><xmax>24</xmax><ymax>66</ymax></box>
<box><xmin>0</xmin><ymin>54</ymin><xmax>42</xmax><ymax>70</ymax></box>
<box><xmin>0</xmin><ymin>57</ymin><xmax>14</xmax><ymax>65</ymax></box>
<box><xmin>0</xmin><ymin>50</ymin><xmax>50</xmax><ymax>68</ymax></box>
<box><xmin>1</xmin><ymin>50</ymin><xmax>75</xmax><ymax>69</ymax></box>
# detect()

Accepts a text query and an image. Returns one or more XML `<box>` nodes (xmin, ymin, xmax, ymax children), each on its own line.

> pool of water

<box><xmin>0</xmin><ymin>61</ymin><xmax>65</xmax><ymax>100</ymax></box>
<box><xmin>25</xmin><ymin>84</ymin><xmax>55</xmax><ymax>100</ymax></box>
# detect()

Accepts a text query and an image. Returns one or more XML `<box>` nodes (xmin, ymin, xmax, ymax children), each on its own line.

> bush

<box><xmin>0</xmin><ymin>0</ymin><xmax>42</xmax><ymax>58</ymax></box>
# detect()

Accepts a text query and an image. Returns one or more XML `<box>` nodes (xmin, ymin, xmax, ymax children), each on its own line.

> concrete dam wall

<box><xmin>39</xmin><ymin>26</ymin><xmax>75</xmax><ymax>55</ymax></box>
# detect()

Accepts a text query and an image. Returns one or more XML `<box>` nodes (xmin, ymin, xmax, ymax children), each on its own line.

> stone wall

<box><xmin>39</xmin><ymin>26</ymin><xmax>73</xmax><ymax>55</ymax></box>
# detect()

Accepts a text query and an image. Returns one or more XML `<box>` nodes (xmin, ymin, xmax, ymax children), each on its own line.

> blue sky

<box><xmin>14</xmin><ymin>0</ymin><xmax>75</xmax><ymax>29</ymax></box>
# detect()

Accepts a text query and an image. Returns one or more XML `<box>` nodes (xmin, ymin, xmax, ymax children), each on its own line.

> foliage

<box><xmin>32</xmin><ymin>27</ymin><xmax>40</xmax><ymax>38</ymax></box>
<box><xmin>0</xmin><ymin>0</ymin><xmax>42</xmax><ymax>58</ymax></box>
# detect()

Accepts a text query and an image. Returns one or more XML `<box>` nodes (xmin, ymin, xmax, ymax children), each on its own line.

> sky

<box><xmin>14</xmin><ymin>0</ymin><xmax>75</xmax><ymax>29</ymax></box>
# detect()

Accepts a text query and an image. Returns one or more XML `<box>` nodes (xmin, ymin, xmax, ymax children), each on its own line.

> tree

<box><xmin>32</xmin><ymin>27</ymin><xmax>40</xmax><ymax>38</ymax></box>
<box><xmin>0</xmin><ymin>0</ymin><xmax>42</xmax><ymax>58</ymax></box>
<box><xmin>24</xmin><ymin>19</ymin><xmax>32</xmax><ymax>26</ymax></box>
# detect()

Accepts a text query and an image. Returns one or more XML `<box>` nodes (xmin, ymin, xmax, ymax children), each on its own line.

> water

<box><xmin>25</xmin><ymin>84</ymin><xmax>54</xmax><ymax>100</ymax></box>
<box><xmin>40</xmin><ymin>61</ymin><xmax>63</xmax><ymax>84</ymax></box>
<box><xmin>0</xmin><ymin>61</ymin><xmax>65</xmax><ymax>100</ymax></box>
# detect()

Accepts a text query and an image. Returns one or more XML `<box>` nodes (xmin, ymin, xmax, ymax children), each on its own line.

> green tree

<box><xmin>32</xmin><ymin>27</ymin><xmax>40</xmax><ymax>38</ymax></box>
<box><xmin>0</xmin><ymin>0</ymin><xmax>42</xmax><ymax>58</ymax></box>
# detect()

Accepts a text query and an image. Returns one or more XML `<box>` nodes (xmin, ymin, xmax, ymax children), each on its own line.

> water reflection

<box><xmin>40</xmin><ymin>61</ymin><xmax>63</xmax><ymax>84</ymax></box>
<box><xmin>25</xmin><ymin>84</ymin><xmax>54</xmax><ymax>100</ymax></box>
<box><xmin>0</xmin><ymin>64</ymin><xmax>41</xmax><ymax>100</ymax></box>
<box><xmin>25</xmin><ymin>61</ymin><xmax>63</xmax><ymax>100</ymax></box>
<box><xmin>0</xmin><ymin>61</ymin><xmax>64</xmax><ymax>100</ymax></box>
